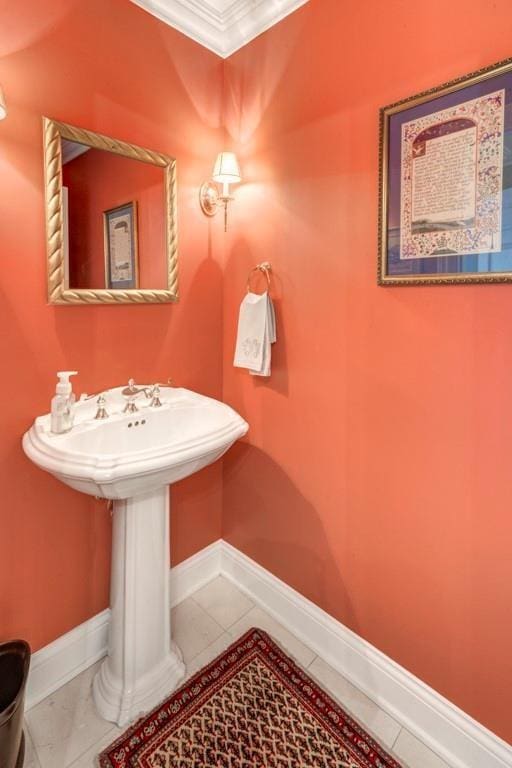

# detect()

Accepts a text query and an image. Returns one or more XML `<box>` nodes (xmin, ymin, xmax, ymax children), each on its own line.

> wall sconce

<box><xmin>0</xmin><ymin>86</ymin><xmax>7</xmax><ymax>120</ymax></box>
<box><xmin>199</xmin><ymin>151</ymin><xmax>241</xmax><ymax>231</ymax></box>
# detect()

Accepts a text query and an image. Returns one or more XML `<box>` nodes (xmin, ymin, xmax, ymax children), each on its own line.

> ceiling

<box><xmin>130</xmin><ymin>0</ymin><xmax>309</xmax><ymax>58</ymax></box>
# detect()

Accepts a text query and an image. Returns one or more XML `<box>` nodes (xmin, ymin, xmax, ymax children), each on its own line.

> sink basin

<box><xmin>23</xmin><ymin>386</ymin><xmax>248</xmax><ymax>499</ymax></box>
<box><xmin>22</xmin><ymin>385</ymin><xmax>248</xmax><ymax>727</ymax></box>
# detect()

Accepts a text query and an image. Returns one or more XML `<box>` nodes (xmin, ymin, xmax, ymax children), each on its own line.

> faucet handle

<box><xmin>94</xmin><ymin>394</ymin><xmax>109</xmax><ymax>420</ymax></box>
<box><xmin>149</xmin><ymin>383</ymin><xmax>162</xmax><ymax>408</ymax></box>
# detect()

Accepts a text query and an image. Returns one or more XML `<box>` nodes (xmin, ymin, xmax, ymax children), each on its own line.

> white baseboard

<box><xmin>169</xmin><ymin>539</ymin><xmax>222</xmax><ymax>606</ymax></box>
<box><xmin>26</xmin><ymin>609</ymin><xmax>110</xmax><ymax>710</ymax></box>
<box><xmin>26</xmin><ymin>538</ymin><xmax>511</xmax><ymax>768</ymax></box>
<box><xmin>219</xmin><ymin>540</ymin><xmax>511</xmax><ymax>768</ymax></box>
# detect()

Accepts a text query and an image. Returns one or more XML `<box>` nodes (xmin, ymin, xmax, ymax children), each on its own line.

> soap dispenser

<box><xmin>51</xmin><ymin>371</ymin><xmax>78</xmax><ymax>434</ymax></box>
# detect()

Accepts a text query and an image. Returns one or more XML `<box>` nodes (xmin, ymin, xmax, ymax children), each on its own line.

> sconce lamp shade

<box><xmin>212</xmin><ymin>152</ymin><xmax>241</xmax><ymax>184</ymax></box>
<box><xmin>0</xmin><ymin>86</ymin><xmax>6</xmax><ymax>120</ymax></box>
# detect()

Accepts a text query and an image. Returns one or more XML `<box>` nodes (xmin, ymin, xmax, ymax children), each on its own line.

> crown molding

<box><xmin>130</xmin><ymin>0</ymin><xmax>309</xmax><ymax>58</ymax></box>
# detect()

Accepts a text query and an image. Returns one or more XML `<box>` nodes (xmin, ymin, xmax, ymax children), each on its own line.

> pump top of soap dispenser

<box><xmin>56</xmin><ymin>371</ymin><xmax>78</xmax><ymax>395</ymax></box>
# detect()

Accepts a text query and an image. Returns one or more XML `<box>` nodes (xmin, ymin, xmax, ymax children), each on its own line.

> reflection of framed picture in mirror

<box><xmin>104</xmin><ymin>201</ymin><xmax>139</xmax><ymax>289</ymax></box>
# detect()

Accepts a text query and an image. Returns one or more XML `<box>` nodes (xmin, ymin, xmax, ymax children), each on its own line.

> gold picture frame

<box><xmin>43</xmin><ymin>117</ymin><xmax>178</xmax><ymax>304</ymax></box>
<box><xmin>378</xmin><ymin>56</ymin><xmax>512</xmax><ymax>285</ymax></box>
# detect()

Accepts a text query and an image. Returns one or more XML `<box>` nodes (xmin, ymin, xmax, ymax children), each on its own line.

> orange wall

<box><xmin>2</xmin><ymin>0</ymin><xmax>511</xmax><ymax>745</ymax></box>
<box><xmin>0</xmin><ymin>0</ymin><xmax>225</xmax><ymax>652</ymax></box>
<box><xmin>63</xmin><ymin>150</ymin><xmax>166</xmax><ymax>289</ymax></box>
<box><xmin>222</xmin><ymin>0</ymin><xmax>512</xmax><ymax>742</ymax></box>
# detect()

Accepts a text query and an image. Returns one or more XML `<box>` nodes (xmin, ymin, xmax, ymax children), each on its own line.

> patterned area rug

<box><xmin>99</xmin><ymin>628</ymin><xmax>403</xmax><ymax>767</ymax></box>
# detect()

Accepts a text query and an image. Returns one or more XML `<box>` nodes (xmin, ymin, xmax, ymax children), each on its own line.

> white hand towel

<box><xmin>234</xmin><ymin>291</ymin><xmax>277</xmax><ymax>377</ymax></box>
<box><xmin>250</xmin><ymin>293</ymin><xmax>276</xmax><ymax>377</ymax></box>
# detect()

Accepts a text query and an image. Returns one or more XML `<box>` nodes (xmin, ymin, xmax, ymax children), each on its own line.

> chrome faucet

<box><xmin>122</xmin><ymin>379</ymin><xmax>166</xmax><ymax>412</ymax></box>
<box><xmin>77</xmin><ymin>379</ymin><xmax>168</xmax><ymax>422</ymax></box>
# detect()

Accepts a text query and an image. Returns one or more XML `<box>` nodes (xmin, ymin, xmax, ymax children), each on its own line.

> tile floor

<box><xmin>25</xmin><ymin>576</ymin><xmax>450</xmax><ymax>768</ymax></box>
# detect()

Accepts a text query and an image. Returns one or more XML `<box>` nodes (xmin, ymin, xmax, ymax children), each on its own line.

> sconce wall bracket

<box><xmin>199</xmin><ymin>182</ymin><xmax>234</xmax><ymax>231</ymax></box>
<box><xmin>200</xmin><ymin>152</ymin><xmax>240</xmax><ymax>231</ymax></box>
<box><xmin>199</xmin><ymin>181</ymin><xmax>220</xmax><ymax>217</ymax></box>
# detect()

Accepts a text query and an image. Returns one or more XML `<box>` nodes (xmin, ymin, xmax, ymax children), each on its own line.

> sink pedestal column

<box><xmin>93</xmin><ymin>486</ymin><xmax>185</xmax><ymax>726</ymax></box>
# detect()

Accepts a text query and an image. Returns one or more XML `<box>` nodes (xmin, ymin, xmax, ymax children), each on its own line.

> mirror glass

<box><xmin>61</xmin><ymin>140</ymin><xmax>167</xmax><ymax>291</ymax></box>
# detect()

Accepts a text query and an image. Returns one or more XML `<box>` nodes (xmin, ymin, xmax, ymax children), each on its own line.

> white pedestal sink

<box><xmin>23</xmin><ymin>386</ymin><xmax>248</xmax><ymax>726</ymax></box>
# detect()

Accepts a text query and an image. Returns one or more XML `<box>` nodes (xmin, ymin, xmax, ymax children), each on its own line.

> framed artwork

<box><xmin>378</xmin><ymin>57</ymin><xmax>512</xmax><ymax>285</ymax></box>
<box><xmin>104</xmin><ymin>201</ymin><xmax>139</xmax><ymax>289</ymax></box>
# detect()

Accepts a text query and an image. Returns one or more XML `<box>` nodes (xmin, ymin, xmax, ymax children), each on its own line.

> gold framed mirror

<box><xmin>43</xmin><ymin>117</ymin><xmax>178</xmax><ymax>304</ymax></box>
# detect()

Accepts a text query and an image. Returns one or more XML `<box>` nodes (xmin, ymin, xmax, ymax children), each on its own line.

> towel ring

<box><xmin>247</xmin><ymin>262</ymin><xmax>271</xmax><ymax>294</ymax></box>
